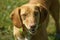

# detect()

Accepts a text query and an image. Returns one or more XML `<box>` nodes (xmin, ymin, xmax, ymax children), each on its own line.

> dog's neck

<box><xmin>29</xmin><ymin>0</ymin><xmax>46</xmax><ymax>3</ymax></box>
<box><xmin>25</xmin><ymin>26</ymin><xmax>48</xmax><ymax>40</ymax></box>
<box><xmin>28</xmin><ymin>0</ymin><xmax>48</xmax><ymax>10</ymax></box>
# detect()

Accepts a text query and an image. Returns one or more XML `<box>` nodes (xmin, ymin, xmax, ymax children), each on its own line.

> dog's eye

<box><xmin>22</xmin><ymin>14</ymin><xmax>27</xmax><ymax>17</ymax></box>
<box><xmin>34</xmin><ymin>11</ymin><xmax>39</xmax><ymax>16</ymax></box>
<box><xmin>21</xmin><ymin>14</ymin><xmax>27</xmax><ymax>20</ymax></box>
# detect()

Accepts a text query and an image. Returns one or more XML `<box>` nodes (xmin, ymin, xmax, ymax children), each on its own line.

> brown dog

<box><xmin>10</xmin><ymin>0</ymin><xmax>59</xmax><ymax>40</ymax></box>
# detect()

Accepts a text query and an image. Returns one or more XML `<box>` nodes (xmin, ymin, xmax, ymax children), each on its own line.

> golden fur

<box><xmin>10</xmin><ymin>0</ymin><xmax>59</xmax><ymax>40</ymax></box>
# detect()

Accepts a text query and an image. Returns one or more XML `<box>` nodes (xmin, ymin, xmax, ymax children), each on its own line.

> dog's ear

<box><xmin>10</xmin><ymin>8</ymin><xmax>23</xmax><ymax>28</ymax></box>
<box><xmin>35</xmin><ymin>6</ymin><xmax>48</xmax><ymax>23</ymax></box>
<box><xmin>40</xmin><ymin>6</ymin><xmax>48</xmax><ymax>23</ymax></box>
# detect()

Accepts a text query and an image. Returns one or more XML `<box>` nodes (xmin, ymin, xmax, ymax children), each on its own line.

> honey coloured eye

<box><xmin>21</xmin><ymin>14</ymin><xmax>27</xmax><ymax>20</ymax></box>
<box><xmin>34</xmin><ymin>11</ymin><xmax>39</xmax><ymax>17</ymax></box>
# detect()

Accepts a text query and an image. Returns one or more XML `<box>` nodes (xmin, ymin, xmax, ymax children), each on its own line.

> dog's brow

<box><xmin>34</xmin><ymin>10</ymin><xmax>38</xmax><ymax>12</ymax></box>
<box><xmin>21</xmin><ymin>11</ymin><xmax>26</xmax><ymax>15</ymax></box>
<box><xmin>21</xmin><ymin>13</ymin><xmax>27</xmax><ymax>16</ymax></box>
<box><xmin>21</xmin><ymin>10</ymin><xmax>30</xmax><ymax>15</ymax></box>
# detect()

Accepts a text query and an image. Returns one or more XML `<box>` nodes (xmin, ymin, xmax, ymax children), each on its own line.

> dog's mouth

<box><xmin>28</xmin><ymin>25</ymin><xmax>40</xmax><ymax>35</ymax></box>
<box><xmin>29</xmin><ymin>28</ymin><xmax>36</xmax><ymax>34</ymax></box>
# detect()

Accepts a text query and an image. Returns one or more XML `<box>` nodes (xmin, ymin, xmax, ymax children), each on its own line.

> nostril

<box><xmin>31</xmin><ymin>25</ymin><xmax>36</xmax><ymax>28</ymax></box>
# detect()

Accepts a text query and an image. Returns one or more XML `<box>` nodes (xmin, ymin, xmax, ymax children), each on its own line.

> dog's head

<box><xmin>10</xmin><ymin>4</ymin><xmax>48</xmax><ymax>35</ymax></box>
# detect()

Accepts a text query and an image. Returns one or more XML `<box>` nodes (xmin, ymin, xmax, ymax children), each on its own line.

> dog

<box><xmin>10</xmin><ymin>0</ymin><xmax>59</xmax><ymax>40</ymax></box>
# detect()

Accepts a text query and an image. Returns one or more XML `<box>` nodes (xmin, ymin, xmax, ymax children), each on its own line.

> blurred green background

<box><xmin>0</xmin><ymin>0</ymin><xmax>59</xmax><ymax>40</ymax></box>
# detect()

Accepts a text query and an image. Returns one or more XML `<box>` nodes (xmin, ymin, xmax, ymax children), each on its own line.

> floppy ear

<box><xmin>35</xmin><ymin>6</ymin><xmax>48</xmax><ymax>23</ymax></box>
<box><xmin>40</xmin><ymin>6</ymin><xmax>48</xmax><ymax>23</ymax></box>
<box><xmin>10</xmin><ymin>8</ymin><xmax>23</xmax><ymax>28</ymax></box>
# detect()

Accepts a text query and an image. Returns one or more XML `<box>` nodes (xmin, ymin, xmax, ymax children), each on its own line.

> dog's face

<box><xmin>20</xmin><ymin>6</ymin><xmax>40</xmax><ymax>34</ymax></box>
<box><xmin>10</xmin><ymin>4</ymin><xmax>48</xmax><ymax>35</ymax></box>
<box><xmin>20</xmin><ymin>5</ymin><xmax>48</xmax><ymax>34</ymax></box>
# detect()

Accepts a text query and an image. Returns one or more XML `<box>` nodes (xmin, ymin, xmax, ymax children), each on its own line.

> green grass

<box><xmin>47</xmin><ymin>15</ymin><xmax>56</xmax><ymax>40</ymax></box>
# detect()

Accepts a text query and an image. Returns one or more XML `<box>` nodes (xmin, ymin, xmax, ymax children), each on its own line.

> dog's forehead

<box><xmin>20</xmin><ymin>4</ymin><xmax>40</xmax><ymax>15</ymax></box>
<box><xmin>20</xmin><ymin>6</ymin><xmax>35</xmax><ymax>15</ymax></box>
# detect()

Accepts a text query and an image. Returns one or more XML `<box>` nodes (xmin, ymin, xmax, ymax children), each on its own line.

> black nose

<box><xmin>31</xmin><ymin>25</ymin><xmax>36</xmax><ymax>29</ymax></box>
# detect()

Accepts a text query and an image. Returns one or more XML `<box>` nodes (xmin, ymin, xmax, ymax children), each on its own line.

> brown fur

<box><xmin>10</xmin><ymin>0</ymin><xmax>59</xmax><ymax>40</ymax></box>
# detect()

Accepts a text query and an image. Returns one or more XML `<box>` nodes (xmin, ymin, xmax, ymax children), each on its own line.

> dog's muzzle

<box><xmin>28</xmin><ymin>24</ymin><xmax>40</xmax><ymax>35</ymax></box>
<box><xmin>30</xmin><ymin>25</ymin><xmax>36</xmax><ymax>33</ymax></box>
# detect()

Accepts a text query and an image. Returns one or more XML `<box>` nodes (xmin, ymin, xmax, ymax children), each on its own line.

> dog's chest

<box><xmin>17</xmin><ymin>37</ymin><xmax>29</xmax><ymax>40</ymax></box>
<box><xmin>17</xmin><ymin>33</ymin><xmax>31</xmax><ymax>40</ymax></box>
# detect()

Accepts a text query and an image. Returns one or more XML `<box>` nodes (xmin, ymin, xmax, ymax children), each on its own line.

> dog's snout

<box><xmin>31</xmin><ymin>25</ymin><xmax>36</xmax><ymax>28</ymax></box>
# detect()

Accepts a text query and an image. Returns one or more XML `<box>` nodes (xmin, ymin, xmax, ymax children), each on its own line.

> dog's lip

<box><xmin>29</xmin><ymin>31</ymin><xmax>36</xmax><ymax>35</ymax></box>
<box><xmin>28</xmin><ymin>29</ymin><xmax>36</xmax><ymax>35</ymax></box>
<box><xmin>30</xmin><ymin>30</ymin><xmax>35</xmax><ymax>33</ymax></box>
<box><xmin>31</xmin><ymin>29</ymin><xmax>36</xmax><ymax>33</ymax></box>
